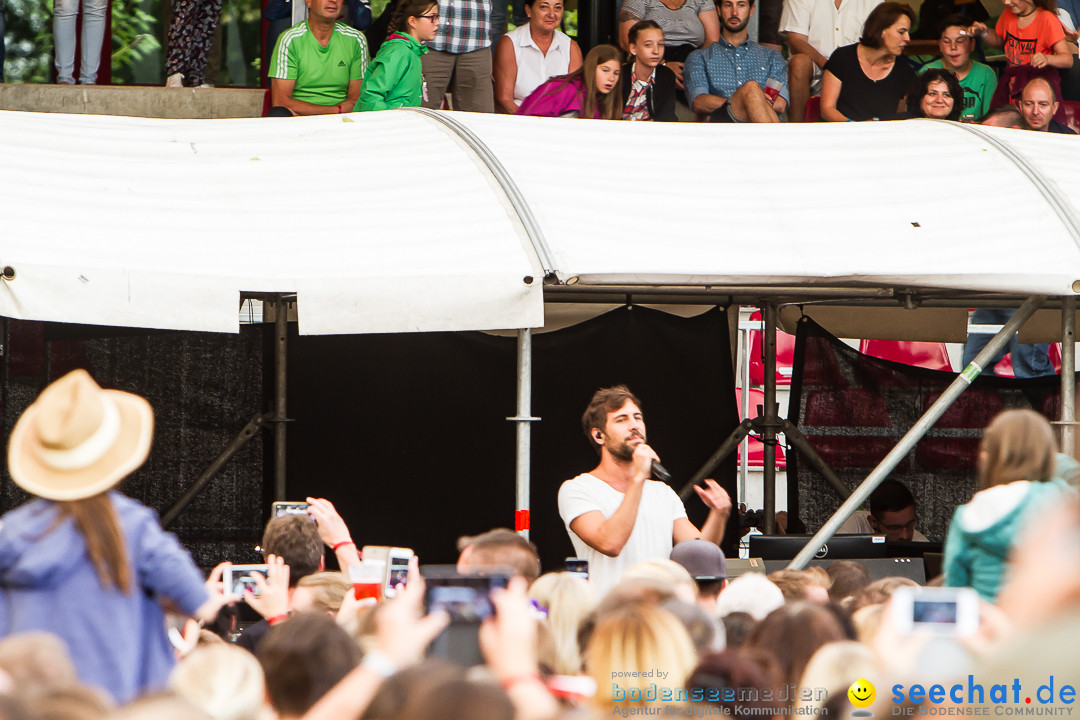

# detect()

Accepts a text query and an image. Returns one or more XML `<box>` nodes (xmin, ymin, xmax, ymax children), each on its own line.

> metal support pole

<box><xmin>1062</xmin><ymin>297</ymin><xmax>1076</xmax><ymax>457</ymax></box>
<box><xmin>780</xmin><ymin>419</ymin><xmax>850</xmax><ymax>501</ymax></box>
<box><xmin>679</xmin><ymin>420</ymin><xmax>756</xmax><ymax>501</ymax></box>
<box><xmin>162</xmin><ymin>413</ymin><xmax>268</xmax><ymax>527</ymax></box>
<box><xmin>273</xmin><ymin>297</ymin><xmax>289</xmax><ymax>501</ymax></box>
<box><xmin>788</xmin><ymin>295</ymin><xmax>1046</xmax><ymax>569</ymax></box>
<box><xmin>762</xmin><ymin>304</ymin><xmax>778</xmax><ymax>535</ymax></box>
<box><xmin>508</xmin><ymin>329</ymin><xmax>540</xmax><ymax>540</ymax></box>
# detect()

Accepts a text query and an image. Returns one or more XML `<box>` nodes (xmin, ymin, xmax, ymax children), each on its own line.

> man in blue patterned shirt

<box><xmin>685</xmin><ymin>0</ymin><xmax>789</xmax><ymax>122</ymax></box>
<box><xmin>421</xmin><ymin>0</ymin><xmax>495</xmax><ymax>112</ymax></box>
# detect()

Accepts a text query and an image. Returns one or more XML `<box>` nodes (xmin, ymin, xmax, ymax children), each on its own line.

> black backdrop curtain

<box><xmin>286</xmin><ymin>305</ymin><xmax>740</xmax><ymax>569</ymax></box>
<box><xmin>0</xmin><ymin>306</ymin><xmax>739</xmax><ymax>572</ymax></box>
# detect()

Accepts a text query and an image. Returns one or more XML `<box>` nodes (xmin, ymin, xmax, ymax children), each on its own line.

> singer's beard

<box><xmin>610</xmin><ymin>434</ymin><xmax>646</xmax><ymax>462</ymax></box>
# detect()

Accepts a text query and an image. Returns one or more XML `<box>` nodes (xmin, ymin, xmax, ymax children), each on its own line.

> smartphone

<box><xmin>891</xmin><ymin>586</ymin><xmax>979</xmax><ymax>636</ymax></box>
<box><xmin>223</xmin><ymin>564</ymin><xmax>270</xmax><ymax>598</ymax></box>
<box><xmin>384</xmin><ymin>548</ymin><xmax>414</xmax><ymax>599</ymax></box>
<box><xmin>424</xmin><ymin>572</ymin><xmax>511</xmax><ymax>622</ymax></box>
<box><xmin>422</xmin><ymin>566</ymin><xmax>513</xmax><ymax>667</ymax></box>
<box><xmin>271</xmin><ymin>501</ymin><xmax>310</xmax><ymax>518</ymax></box>
<box><xmin>564</xmin><ymin>557</ymin><xmax>589</xmax><ymax>581</ymax></box>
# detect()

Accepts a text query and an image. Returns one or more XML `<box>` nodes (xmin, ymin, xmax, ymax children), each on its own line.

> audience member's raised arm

<box><xmin>307</xmin><ymin>496</ymin><xmax>362</xmax><ymax>569</ymax></box>
<box><xmin>480</xmin><ymin>577</ymin><xmax>560</xmax><ymax>720</ymax></box>
<box><xmin>969</xmin><ymin>22</ymin><xmax>1002</xmax><ymax>48</ymax></box>
<box><xmin>301</xmin><ymin>558</ymin><xmax>449</xmax><ymax>720</ymax></box>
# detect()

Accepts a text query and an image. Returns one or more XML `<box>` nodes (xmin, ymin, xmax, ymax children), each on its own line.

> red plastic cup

<box><xmin>348</xmin><ymin>561</ymin><xmax>385</xmax><ymax>601</ymax></box>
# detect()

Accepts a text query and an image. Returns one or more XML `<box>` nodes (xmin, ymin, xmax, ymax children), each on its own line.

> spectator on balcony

<box><xmin>780</xmin><ymin>0</ymin><xmax>882</xmax><ymax>121</ymax></box>
<box><xmin>684</xmin><ymin>0</ymin><xmax>789</xmax><ymax>122</ymax></box>
<box><xmin>920</xmin><ymin>14</ymin><xmax>997</xmax><ymax>121</ymax></box>
<box><xmin>621</xmin><ymin>20</ymin><xmax>679</xmax><ymax>120</ymax></box>
<box><xmin>618</xmin><ymin>0</ymin><xmax>721</xmax><ymax>90</ymax></box>
<box><xmin>1018</xmin><ymin>74</ymin><xmax>1078</xmax><ymax>131</ymax></box>
<box><xmin>493</xmin><ymin>0</ymin><xmax>582</xmax><ymax>114</ymax></box>
<box><xmin>266</xmin><ymin>0</ymin><xmax>370</xmax><ymax>115</ymax></box>
<box><xmin>517</xmin><ymin>44</ymin><xmax>624</xmax><ymax>118</ymax></box>
<box><xmin>969</xmin><ymin>0</ymin><xmax>1072</xmax><ymax>113</ymax></box>
<box><xmin>422</xmin><ymin>0</ymin><xmax>495</xmax><ymax>112</ymax></box>
<box><xmin>820</xmin><ymin>2</ymin><xmax>917</xmax><ymax>121</ymax></box>
<box><xmin>55</xmin><ymin>0</ymin><xmax>107</xmax><ymax>84</ymax></box>
<box><xmin>901</xmin><ymin>66</ymin><xmax>964</xmax><ymax>119</ymax></box>
<box><xmin>357</xmin><ymin>0</ymin><xmax>439</xmax><ymax>111</ymax></box>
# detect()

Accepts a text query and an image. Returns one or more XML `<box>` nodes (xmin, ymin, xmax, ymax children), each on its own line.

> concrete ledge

<box><xmin>0</xmin><ymin>84</ymin><xmax>266</xmax><ymax>119</ymax></box>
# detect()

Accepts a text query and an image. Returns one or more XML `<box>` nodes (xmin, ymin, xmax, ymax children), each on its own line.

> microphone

<box><xmin>650</xmin><ymin>460</ymin><xmax>672</xmax><ymax>483</ymax></box>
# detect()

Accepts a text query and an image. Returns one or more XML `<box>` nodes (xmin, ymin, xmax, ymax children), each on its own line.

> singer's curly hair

<box><xmin>581</xmin><ymin>385</ymin><xmax>642</xmax><ymax>454</ymax></box>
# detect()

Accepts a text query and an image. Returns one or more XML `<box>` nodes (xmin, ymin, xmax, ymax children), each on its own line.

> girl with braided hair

<box><xmin>356</xmin><ymin>0</ymin><xmax>439</xmax><ymax>110</ymax></box>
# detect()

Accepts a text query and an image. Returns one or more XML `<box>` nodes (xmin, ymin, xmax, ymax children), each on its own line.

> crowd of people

<box><xmin>245</xmin><ymin>0</ymin><xmax>1080</xmax><ymax>132</ymax></box>
<box><xmin>0</xmin><ymin>374</ymin><xmax>1078</xmax><ymax>720</ymax></box>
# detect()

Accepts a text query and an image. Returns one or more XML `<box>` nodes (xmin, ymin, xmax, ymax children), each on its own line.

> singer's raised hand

<box><xmin>695</xmin><ymin>479</ymin><xmax>732</xmax><ymax>517</ymax></box>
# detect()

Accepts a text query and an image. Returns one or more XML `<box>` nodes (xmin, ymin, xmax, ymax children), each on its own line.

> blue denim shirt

<box><xmin>684</xmin><ymin>36</ymin><xmax>789</xmax><ymax>108</ymax></box>
<box><xmin>0</xmin><ymin>492</ymin><xmax>208</xmax><ymax>703</ymax></box>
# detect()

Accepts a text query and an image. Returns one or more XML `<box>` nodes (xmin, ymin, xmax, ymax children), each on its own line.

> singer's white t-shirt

<box><xmin>558</xmin><ymin>473</ymin><xmax>688</xmax><ymax>595</ymax></box>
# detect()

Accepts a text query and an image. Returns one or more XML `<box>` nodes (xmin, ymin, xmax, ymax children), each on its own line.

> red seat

<box><xmin>804</xmin><ymin>96</ymin><xmax>821</xmax><ymax>122</ymax></box>
<box><xmin>735</xmin><ymin>388</ymin><xmax>787</xmax><ymax>468</ymax></box>
<box><xmin>1062</xmin><ymin>101</ymin><xmax>1080</xmax><ymax>134</ymax></box>
<box><xmin>858</xmin><ymin>340</ymin><xmax>952</xmax><ymax>372</ymax></box>
<box><xmin>748</xmin><ymin>311</ymin><xmax>797</xmax><ymax>386</ymax></box>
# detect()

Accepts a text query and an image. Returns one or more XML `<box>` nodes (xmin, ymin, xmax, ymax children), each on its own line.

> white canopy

<box><xmin>3</xmin><ymin>108</ymin><xmax>1080</xmax><ymax>335</ymax></box>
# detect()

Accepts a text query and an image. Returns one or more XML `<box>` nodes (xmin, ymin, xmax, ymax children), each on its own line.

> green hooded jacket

<box><xmin>355</xmin><ymin>33</ymin><xmax>428</xmax><ymax>112</ymax></box>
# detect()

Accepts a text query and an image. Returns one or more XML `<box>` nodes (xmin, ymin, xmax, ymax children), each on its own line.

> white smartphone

<box><xmin>361</xmin><ymin>545</ymin><xmax>414</xmax><ymax>598</ymax></box>
<box><xmin>384</xmin><ymin>548</ymin><xmax>414</xmax><ymax>598</ymax></box>
<box><xmin>891</xmin><ymin>586</ymin><xmax>979</xmax><ymax>636</ymax></box>
<box><xmin>223</xmin><ymin>564</ymin><xmax>270</xmax><ymax>598</ymax></box>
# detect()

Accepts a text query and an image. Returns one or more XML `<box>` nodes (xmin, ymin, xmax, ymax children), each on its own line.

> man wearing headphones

<box><xmin>558</xmin><ymin>385</ymin><xmax>732</xmax><ymax>594</ymax></box>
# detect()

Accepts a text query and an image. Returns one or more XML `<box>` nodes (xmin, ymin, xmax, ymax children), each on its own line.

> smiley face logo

<box><xmin>848</xmin><ymin>678</ymin><xmax>876</xmax><ymax>709</ymax></box>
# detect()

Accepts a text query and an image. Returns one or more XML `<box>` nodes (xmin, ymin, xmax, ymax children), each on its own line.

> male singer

<box><xmin>557</xmin><ymin>385</ymin><xmax>732</xmax><ymax>594</ymax></box>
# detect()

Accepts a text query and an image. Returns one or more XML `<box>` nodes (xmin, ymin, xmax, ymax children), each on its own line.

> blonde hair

<box><xmin>796</xmin><ymin>641</ymin><xmax>879</xmax><ymax>715</ymax></box>
<box><xmin>168</xmin><ymin>644</ymin><xmax>266</xmax><ymax>720</ymax></box>
<box><xmin>0</xmin><ymin>632</ymin><xmax>79</xmax><ymax>698</ymax></box>
<box><xmin>851</xmin><ymin>603</ymin><xmax>886</xmax><ymax>645</ymax></box>
<box><xmin>296</xmin><ymin>572</ymin><xmax>351</xmax><ymax>615</ymax></box>
<box><xmin>978</xmin><ymin>410</ymin><xmax>1057</xmax><ymax>490</ymax></box>
<box><xmin>586</xmin><ymin>602</ymin><xmax>697</xmax><ymax>708</ymax></box>
<box><xmin>621</xmin><ymin>560</ymin><xmax>698</xmax><ymax>601</ymax></box>
<box><xmin>529</xmin><ymin>572</ymin><xmax>597</xmax><ymax>675</ymax></box>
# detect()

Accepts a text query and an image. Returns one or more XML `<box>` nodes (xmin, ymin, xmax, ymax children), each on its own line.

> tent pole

<box><xmin>273</xmin><ymin>296</ymin><xmax>289</xmax><ymax>501</ymax></box>
<box><xmin>510</xmin><ymin>329</ymin><xmax>539</xmax><ymax>540</ymax></box>
<box><xmin>1062</xmin><ymin>297</ymin><xmax>1076</xmax><ymax>457</ymax></box>
<box><xmin>762</xmin><ymin>303</ymin><xmax>777</xmax><ymax>535</ymax></box>
<box><xmin>787</xmin><ymin>295</ymin><xmax>1046</xmax><ymax>570</ymax></box>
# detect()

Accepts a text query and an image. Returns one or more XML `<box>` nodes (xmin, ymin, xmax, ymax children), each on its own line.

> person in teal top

<box><xmin>267</xmin><ymin>0</ymin><xmax>369</xmax><ymax>115</ymax></box>
<box><xmin>944</xmin><ymin>410</ymin><xmax>1077</xmax><ymax>602</ymax></box>
<box><xmin>921</xmin><ymin>13</ymin><xmax>998</xmax><ymax>121</ymax></box>
<box><xmin>356</xmin><ymin>0</ymin><xmax>438</xmax><ymax>111</ymax></box>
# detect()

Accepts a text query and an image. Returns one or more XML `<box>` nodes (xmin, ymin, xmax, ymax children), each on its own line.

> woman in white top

<box><xmin>494</xmin><ymin>0</ymin><xmax>584</xmax><ymax>113</ymax></box>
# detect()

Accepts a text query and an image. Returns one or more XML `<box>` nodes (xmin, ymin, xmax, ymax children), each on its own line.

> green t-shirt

<box><xmin>921</xmin><ymin>60</ymin><xmax>998</xmax><ymax>121</ymax></box>
<box><xmin>269</xmin><ymin>20</ymin><xmax>369</xmax><ymax>106</ymax></box>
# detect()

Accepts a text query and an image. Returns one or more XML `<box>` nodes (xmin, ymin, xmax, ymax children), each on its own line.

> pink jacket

<box><xmin>516</xmin><ymin>75</ymin><xmax>601</xmax><ymax>119</ymax></box>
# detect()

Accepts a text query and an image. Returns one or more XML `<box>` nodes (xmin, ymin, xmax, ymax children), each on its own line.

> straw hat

<box><xmin>8</xmin><ymin>369</ymin><xmax>153</xmax><ymax>501</ymax></box>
